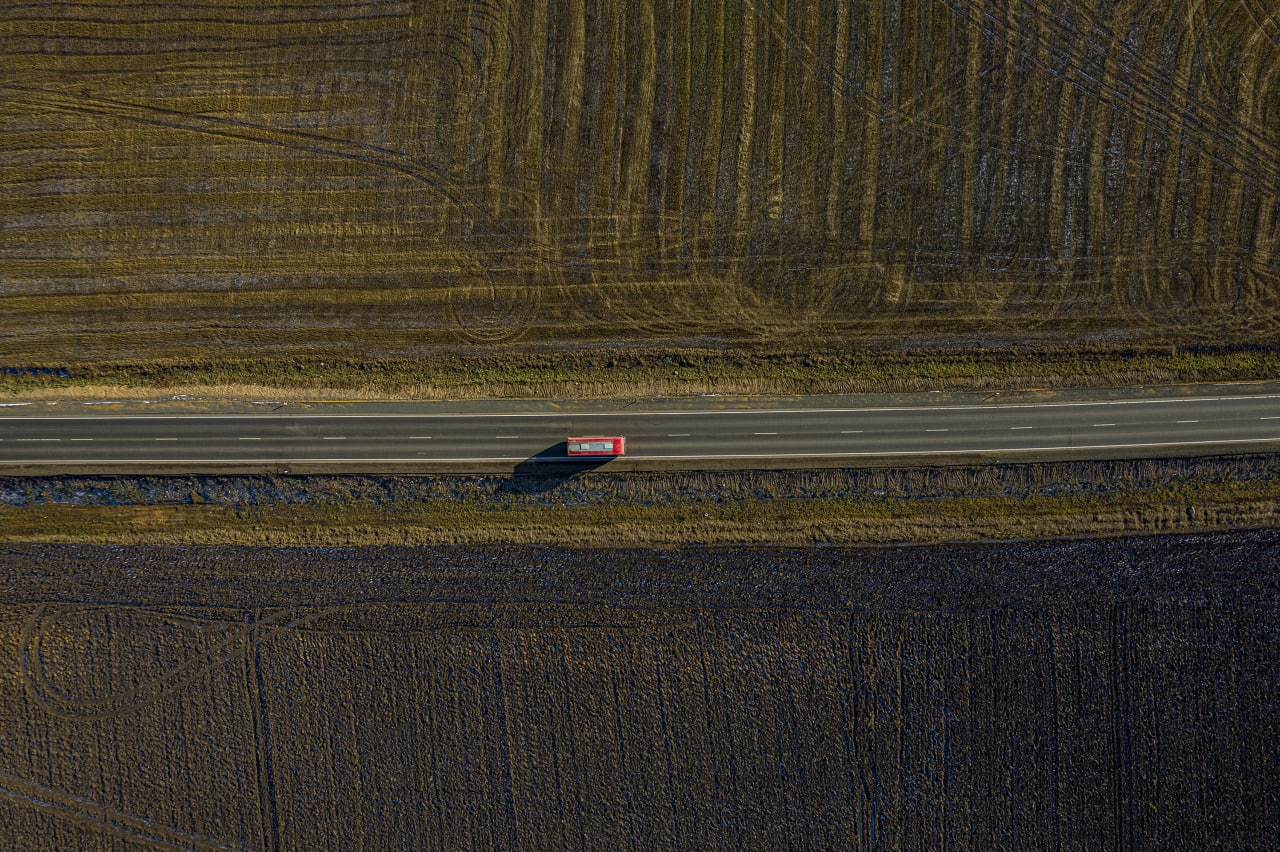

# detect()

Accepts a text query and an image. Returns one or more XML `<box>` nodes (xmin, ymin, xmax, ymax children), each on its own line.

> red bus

<box><xmin>566</xmin><ymin>436</ymin><xmax>626</xmax><ymax>457</ymax></box>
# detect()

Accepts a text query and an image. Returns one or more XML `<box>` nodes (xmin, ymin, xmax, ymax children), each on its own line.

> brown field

<box><xmin>2</xmin><ymin>0</ymin><xmax>1279</xmax><ymax>393</ymax></box>
<box><xmin>0</xmin><ymin>535</ymin><xmax>1276</xmax><ymax>848</ymax></box>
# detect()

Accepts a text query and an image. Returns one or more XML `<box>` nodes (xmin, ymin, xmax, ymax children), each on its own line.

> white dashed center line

<box><xmin>1093</xmin><ymin>424</ymin><xmax>1115</xmax><ymax>427</ymax></box>
<box><xmin>1010</xmin><ymin>426</ymin><xmax>1033</xmax><ymax>430</ymax></box>
<box><xmin>323</xmin><ymin>436</ymin><xmax>346</xmax><ymax>440</ymax></box>
<box><xmin>1176</xmin><ymin>420</ymin><xmax>1198</xmax><ymax>424</ymax></box>
<box><xmin>668</xmin><ymin>433</ymin><xmax>690</xmax><ymax>437</ymax></box>
<box><xmin>925</xmin><ymin>429</ymin><xmax>948</xmax><ymax>432</ymax></box>
<box><xmin>840</xmin><ymin>430</ymin><xmax>863</xmax><ymax>434</ymax></box>
<box><xmin>754</xmin><ymin>432</ymin><xmax>777</xmax><ymax>436</ymax></box>
<box><xmin>155</xmin><ymin>438</ymin><xmax>177</xmax><ymax>441</ymax></box>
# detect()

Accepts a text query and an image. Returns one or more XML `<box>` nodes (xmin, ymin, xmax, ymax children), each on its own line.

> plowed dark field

<box><xmin>2</xmin><ymin>0</ymin><xmax>1278</xmax><ymax>371</ymax></box>
<box><xmin>0</xmin><ymin>532</ymin><xmax>1276</xmax><ymax>848</ymax></box>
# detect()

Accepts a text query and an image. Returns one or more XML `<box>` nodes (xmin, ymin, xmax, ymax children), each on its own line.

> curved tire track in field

<box><xmin>18</xmin><ymin>603</ymin><xmax>340</xmax><ymax>722</ymax></box>
<box><xmin>0</xmin><ymin>82</ymin><xmax>563</xmax><ymax>343</ymax></box>
<box><xmin>943</xmin><ymin>0</ymin><xmax>1280</xmax><ymax>198</ymax></box>
<box><xmin>16</xmin><ymin>602</ymin><xmax>691</xmax><ymax>721</ymax></box>
<box><xmin>929</xmin><ymin>0</ymin><xmax>1280</xmax><ymax>320</ymax></box>
<box><xmin>0</xmin><ymin>84</ymin><xmax>514</xmax><ymax>248</ymax></box>
<box><xmin>393</xmin><ymin>1</ymin><xmax>556</xmax><ymax>343</ymax></box>
<box><xmin>443</xmin><ymin>263</ymin><xmax>542</xmax><ymax>343</ymax></box>
<box><xmin>0</xmin><ymin>769</ymin><xmax>247</xmax><ymax>850</ymax></box>
<box><xmin>0</xmin><ymin>768</ymin><xmax>247</xmax><ymax>851</ymax></box>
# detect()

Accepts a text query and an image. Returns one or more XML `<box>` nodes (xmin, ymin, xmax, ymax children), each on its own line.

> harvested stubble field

<box><xmin>0</xmin><ymin>534</ymin><xmax>1276</xmax><ymax>848</ymax></box>
<box><xmin>2</xmin><ymin>0</ymin><xmax>1279</xmax><ymax>397</ymax></box>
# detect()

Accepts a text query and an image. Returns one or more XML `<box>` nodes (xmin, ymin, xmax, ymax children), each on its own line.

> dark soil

<box><xmin>0</xmin><ymin>532</ymin><xmax>1276</xmax><ymax>848</ymax></box>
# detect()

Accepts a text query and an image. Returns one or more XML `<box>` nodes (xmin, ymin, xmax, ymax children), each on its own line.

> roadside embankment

<box><xmin>4</xmin><ymin>344</ymin><xmax>1280</xmax><ymax>402</ymax></box>
<box><xmin>3</xmin><ymin>454</ymin><xmax>1277</xmax><ymax>547</ymax></box>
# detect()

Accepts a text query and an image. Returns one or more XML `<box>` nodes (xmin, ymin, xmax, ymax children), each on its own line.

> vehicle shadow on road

<box><xmin>504</xmin><ymin>442</ymin><xmax>612</xmax><ymax>494</ymax></box>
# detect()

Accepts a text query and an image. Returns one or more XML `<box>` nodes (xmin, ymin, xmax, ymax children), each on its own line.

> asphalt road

<box><xmin>2</xmin><ymin>392</ymin><xmax>1279</xmax><ymax>471</ymax></box>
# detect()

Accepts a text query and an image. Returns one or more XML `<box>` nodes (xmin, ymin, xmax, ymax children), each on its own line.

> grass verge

<box><xmin>2</xmin><ymin>344</ymin><xmax>1279</xmax><ymax>401</ymax></box>
<box><xmin>3</xmin><ymin>473</ymin><xmax>1276</xmax><ymax>547</ymax></box>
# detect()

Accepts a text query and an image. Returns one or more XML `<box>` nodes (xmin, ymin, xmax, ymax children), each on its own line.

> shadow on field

<box><xmin>505</xmin><ymin>442</ymin><xmax>611</xmax><ymax>494</ymax></box>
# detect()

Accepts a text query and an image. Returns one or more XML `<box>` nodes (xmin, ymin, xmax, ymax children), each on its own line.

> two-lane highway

<box><xmin>2</xmin><ymin>392</ymin><xmax>1279</xmax><ymax>471</ymax></box>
